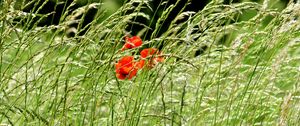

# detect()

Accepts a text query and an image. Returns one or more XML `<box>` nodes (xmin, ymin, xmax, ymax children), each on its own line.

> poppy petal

<box><xmin>128</xmin><ymin>68</ymin><xmax>138</xmax><ymax>79</ymax></box>
<box><xmin>116</xmin><ymin>73</ymin><xmax>127</xmax><ymax>80</ymax></box>
<box><xmin>135</xmin><ymin>60</ymin><xmax>145</xmax><ymax>69</ymax></box>
<box><xmin>140</xmin><ymin>48</ymin><xmax>158</xmax><ymax>58</ymax></box>
<box><xmin>118</xmin><ymin>56</ymin><xmax>134</xmax><ymax>65</ymax></box>
<box><xmin>122</xmin><ymin>36</ymin><xmax>143</xmax><ymax>50</ymax></box>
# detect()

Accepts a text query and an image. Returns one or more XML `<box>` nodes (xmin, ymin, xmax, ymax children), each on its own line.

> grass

<box><xmin>1</xmin><ymin>0</ymin><xmax>300</xmax><ymax>125</ymax></box>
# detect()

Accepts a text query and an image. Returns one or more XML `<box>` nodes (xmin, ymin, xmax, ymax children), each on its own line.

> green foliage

<box><xmin>1</xmin><ymin>0</ymin><xmax>300</xmax><ymax>125</ymax></box>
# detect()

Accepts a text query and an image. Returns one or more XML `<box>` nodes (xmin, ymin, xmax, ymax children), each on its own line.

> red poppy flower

<box><xmin>115</xmin><ymin>56</ymin><xmax>139</xmax><ymax>80</ymax></box>
<box><xmin>135</xmin><ymin>60</ymin><xmax>145</xmax><ymax>69</ymax></box>
<box><xmin>140</xmin><ymin>48</ymin><xmax>158</xmax><ymax>58</ymax></box>
<box><xmin>140</xmin><ymin>48</ymin><xmax>164</xmax><ymax>68</ymax></box>
<box><xmin>122</xmin><ymin>36</ymin><xmax>143</xmax><ymax>50</ymax></box>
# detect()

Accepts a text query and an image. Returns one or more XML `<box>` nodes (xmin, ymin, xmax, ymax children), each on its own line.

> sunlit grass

<box><xmin>1</xmin><ymin>0</ymin><xmax>300</xmax><ymax>125</ymax></box>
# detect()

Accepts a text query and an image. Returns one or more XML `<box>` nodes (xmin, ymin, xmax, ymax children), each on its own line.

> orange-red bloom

<box><xmin>116</xmin><ymin>37</ymin><xmax>165</xmax><ymax>80</ymax></box>
<box><xmin>140</xmin><ymin>48</ymin><xmax>158</xmax><ymax>58</ymax></box>
<box><xmin>115</xmin><ymin>56</ymin><xmax>138</xmax><ymax>80</ymax></box>
<box><xmin>122</xmin><ymin>36</ymin><xmax>143</xmax><ymax>50</ymax></box>
<box><xmin>135</xmin><ymin>60</ymin><xmax>145</xmax><ymax>69</ymax></box>
<box><xmin>139</xmin><ymin>48</ymin><xmax>164</xmax><ymax>68</ymax></box>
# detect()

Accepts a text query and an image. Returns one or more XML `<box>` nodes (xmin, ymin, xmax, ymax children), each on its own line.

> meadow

<box><xmin>0</xmin><ymin>0</ymin><xmax>300</xmax><ymax>125</ymax></box>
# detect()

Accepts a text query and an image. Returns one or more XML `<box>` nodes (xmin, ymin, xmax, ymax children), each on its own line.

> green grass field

<box><xmin>1</xmin><ymin>0</ymin><xmax>300</xmax><ymax>125</ymax></box>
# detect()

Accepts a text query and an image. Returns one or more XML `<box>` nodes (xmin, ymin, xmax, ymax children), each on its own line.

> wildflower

<box><xmin>136</xmin><ymin>59</ymin><xmax>145</xmax><ymax>69</ymax></box>
<box><xmin>140</xmin><ymin>48</ymin><xmax>158</xmax><ymax>58</ymax></box>
<box><xmin>122</xmin><ymin>36</ymin><xmax>143</xmax><ymax>50</ymax></box>
<box><xmin>139</xmin><ymin>48</ymin><xmax>164</xmax><ymax>68</ymax></box>
<box><xmin>115</xmin><ymin>56</ymin><xmax>138</xmax><ymax>80</ymax></box>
